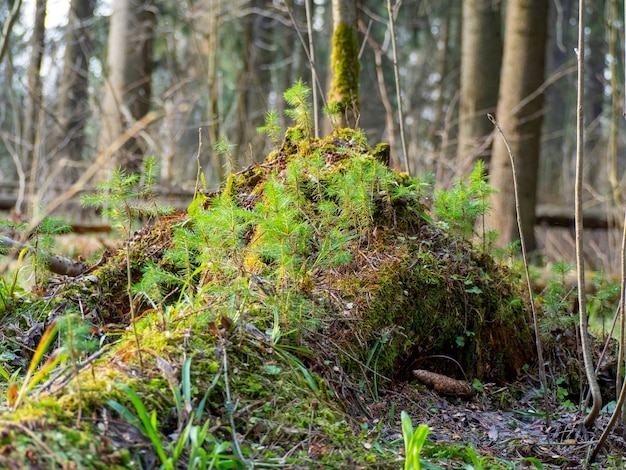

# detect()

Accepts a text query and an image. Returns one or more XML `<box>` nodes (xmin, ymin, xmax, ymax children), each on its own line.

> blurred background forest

<box><xmin>0</xmin><ymin>0</ymin><xmax>625</xmax><ymax>269</ymax></box>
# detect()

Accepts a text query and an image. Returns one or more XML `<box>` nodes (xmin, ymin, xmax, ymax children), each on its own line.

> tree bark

<box><xmin>328</xmin><ymin>0</ymin><xmax>360</xmax><ymax>129</ymax></box>
<box><xmin>583</xmin><ymin>0</ymin><xmax>606</xmax><ymax>187</ymax></box>
<box><xmin>99</xmin><ymin>0</ymin><xmax>155</xmax><ymax>173</ymax></box>
<box><xmin>206</xmin><ymin>0</ymin><xmax>223</xmax><ymax>181</ymax></box>
<box><xmin>487</xmin><ymin>0</ymin><xmax>549</xmax><ymax>251</ymax></box>
<box><xmin>539</xmin><ymin>0</ymin><xmax>576</xmax><ymax>202</ymax></box>
<box><xmin>233</xmin><ymin>0</ymin><xmax>272</xmax><ymax>167</ymax></box>
<box><xmin>456</xmin><ymin>0</ymin><xmax>502</xmax><ymax>175</ymax></box>
<box><xmin>57</xmin><ymin>0</ymin><xmax>96</xmax><ymax>184</ymax></box>
<box><xmin>22</xmin><ymin>0</ymin><xmax>47</xmax><ymax>194</ymax></box>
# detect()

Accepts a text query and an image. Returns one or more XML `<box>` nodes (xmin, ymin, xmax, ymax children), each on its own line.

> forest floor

<box><xmin>375</xmin><ymin>374</ymin><xmax>626</xmax><ymax>468</ymax></box>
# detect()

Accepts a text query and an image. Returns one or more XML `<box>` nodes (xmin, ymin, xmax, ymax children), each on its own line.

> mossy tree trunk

<box><xmin>328</xmin><ymin>0</ymin><xmax>360</xmax><ymax>129</ymax></box>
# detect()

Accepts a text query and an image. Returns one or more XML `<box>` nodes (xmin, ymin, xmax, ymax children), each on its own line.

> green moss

<box><xmin>329</xmin><ymin>23</ymin><xmax>360</xmax><ymax>120</ymax></box>
<box><xmin>334</xmin><ymin>236</ymin><xmax>533</xmax><ymax>382</ymax></box>
<box><xmin>372</xmin><ymin>142</ymin><xmax>390</xmax><ymax>166</ymax></box>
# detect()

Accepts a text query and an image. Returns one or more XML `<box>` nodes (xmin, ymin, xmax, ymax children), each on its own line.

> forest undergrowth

<box><xmin>0</xmin><ymin>83</ymin><xmax>623</xmax><ymax>469</ymax></box>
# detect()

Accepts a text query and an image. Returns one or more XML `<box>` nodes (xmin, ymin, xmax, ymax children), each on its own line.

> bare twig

<box><xmin>0</xmin><ymin>110</ymin><xmax>163</xmax><ymax>278</ymax></box>
<box><xmin>23</xmin><ymin>111</ymin><xmax>163</xmax><ymax>235</ymax></box>
<box><xmin>621</xmin><ymin>215</ymin><xmax>626</xmax><ymax>423</ymax></box>
<box><xmin>0</xmin><ymin>0</ymin><xmax>23</xmax><ymax>65</ymax></box>
<box><xmin>360</xmin><ymin>21</ymin><xmax>398</xmax><ymax>168</ymax></box>
<box><xmin>589</xmin><ymin>212</ymin><xmax>626</xmax><ymax>461</ymax></box>
<box><xmin>488</xmin><ymin>114</ymin><xmax>550</xmax><ymax>425</ymax></box>
<box><xmin>386</xmin><ymin>0</ymin><xmax>409</xmax><ymax>174</ymax></box>
<box><xmin>0</xmin><ymin>420</ymin><xmax>66</xmax><ymax>467</ymax></box>
<box><xmin>574</xmin><ymin>0</ymin><xmax>602</xmax><ymax>429</ymax></box>
<box><xmin>304</xmin><ymin>0</ymin><xmax>319</xmax><ymax>138</ymax></box>
<box><xmin>194</xmin><ymin>127</ymin><xmax>203</xmax><ymax>199</ymax></box>
<box><xmin>221</xmin><ymin>339</ymin><xmax>246</xmax><ymax>464</ymax></box>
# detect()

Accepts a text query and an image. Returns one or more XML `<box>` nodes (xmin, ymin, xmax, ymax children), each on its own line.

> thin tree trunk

<box><xmin>575</xmin><ymin>0</ymin><xmax>602</xmax><ymax>428</ymax></box>
<box><xmin>429</xmin><ymin>13</ymin><xmax>450</xmax><ymax>159</ymax></box>
<box><xmin>362</xmin><ymin>31</ymin><xmax>398</xmax><ymax>169</ymax></box>
<box><xmin>0</xmin><ymin>0</ymin><xmax>23</xmax><ymax>66</ymax></box>
<box><xmin>583</xmin><ymin>0</ymin><xmax>606</xmax><ymax>187</ymax></box>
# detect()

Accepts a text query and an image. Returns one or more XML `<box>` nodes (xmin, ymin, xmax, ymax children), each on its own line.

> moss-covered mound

<box><xmin>216</xmin><ymin>127</ymin><xmax>533</xmax><ymax>383</ymax></box>
<box><xmin>0</xmin><ymin>127</ymin><xmax>535</xmax><ymax>468</ymax></box>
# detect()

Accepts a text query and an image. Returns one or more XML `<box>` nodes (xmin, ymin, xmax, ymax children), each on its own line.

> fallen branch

<box><xmin>0</xmin><ymin>235</ymin><xmax>85</xmax><ymax>277</ymax></box>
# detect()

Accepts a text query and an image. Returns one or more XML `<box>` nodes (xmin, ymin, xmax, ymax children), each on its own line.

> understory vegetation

<box><xmin>0</xmin><ymin>84</ymin><xmax>623</xmax><ymax>469</ymax></box>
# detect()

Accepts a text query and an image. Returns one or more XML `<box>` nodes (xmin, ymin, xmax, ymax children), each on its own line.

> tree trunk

<box><xmin>206</xmin><ymin>0</ymin><xmax>223</xmax><ymax>181</ymax></box>
<box><xmin>583</xmin><ymin>0</ymin><xmax>606</xmax><ymax>187</ymax></box>
<box><xmin>99</xmin><ymin>0</ymin><xmax>155</xmax><ymax>173</ymax></box>
<box><xmin>328</xmin><ymin>0</ymin><xmax>360</xmax><ymax>129</ymax></box>
<box><xmin>22</xmin><ymin>0</ymin><xmax>47</xmax><ymax>211</ymax></box>
<box><xmin>247</xmin><ymin>0</ymin><xmax>273</xmax><ymax>158</ymax></box>
<box><xmin>539</xmin><ymin>0</ymin><xmax>576</xmax><ymax>203</ymax></box>
<box><xmin>456</xmin><ymin>0</ymin><xmax>502</xmax><ymax>175</ymax></box>
<box><xmin>233</xmin><ymin>0</ymin><xmax>273</xmax><ymax>167</ymax></box>
<box><xmin>487</xmin><ymin>0</ymin><xmax>549</xmax><ymax>251</ymax></box>
<box><xmin>57</xmin><ymin>0</ymin><xmax>96</xmax><ymax>184</ymax></box>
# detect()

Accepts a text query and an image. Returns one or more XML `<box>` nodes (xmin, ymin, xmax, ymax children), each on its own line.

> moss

<box><xmin>0</xmin><ymin>421</ymin><xmax>128</xmax><ymax>469</ymax></box>
<box><xmin>373</xmin><ymin>142</ymin><xmax>390</xmax><ymax>166</ymax></box>
<box><xmin>223</xmin><ymin>172</ymin><xmax>239</xmax><ymax>199</ymax></box>
<box><xmin>326</xmin><ymin>230</ymin><xmax>533</xmax><ymax>383</ymax></box>
<box><xmin>329</xmin><ymin>23</ymin><xmax>360</xmax><ymax>119</ymax></box>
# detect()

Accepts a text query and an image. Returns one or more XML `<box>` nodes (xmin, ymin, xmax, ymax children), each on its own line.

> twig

<box><xmin>386</xmin><ymin>0</ymin><xmax>409</xmax><ymax>174</ymax></box>
<box><xmin>488</xmin><ymin>114</ymin><xmax>550</xmax><ymax>426</ymax></box>
<box><xmin>221</xmin><ymin>339</ymin><xmax>246</xmax><ymax>464</ymax></box>
<box><xmin>0</xmin><ymin>0</ymin><xmax>22</xmax><ymax>65</ymax></box>
<box><xmin>0</xmin><ymin>420</ymin><xmax>66</xmax><ymax>467</ymax></box>
<box><xmin>360</xmin><ymin>22</ymin><xmax>399</xmax><ymax>168</ymax></box>
<box><xmin>0</xmin><ymin>111</ymin><xmax>163</xmax><ymax>277</ymax></box>
<box><xmin>620</xmin><ymin>215</ymin><xmax>626</xmax><ymax>415</ymax></box>
<box><xmin>194</xmin><ymin>127</ymin><xmax>203</xmax><ymax>199</ymax></box>
<box><xmin>589</xmin><ymin>212</ymin><xmax>626</xmax><ymax>462</ymax></box>
<box><xmin>574</xmin><ymin>0</ymin><xmax>602</xmax><ymax>429</ymax></box>
<box><xmin>304</xmin><ymin>0</ymin><xmax>319</xmax><ymax>138</ymax></box>
<box><xmin>282</xmin><ymin>2</ymin><xmax>327</xmax><ymax>113</ymax></box>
